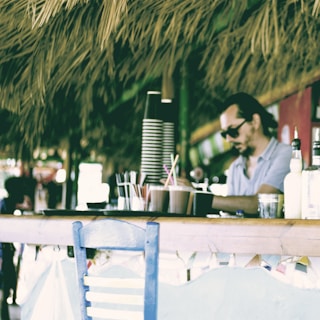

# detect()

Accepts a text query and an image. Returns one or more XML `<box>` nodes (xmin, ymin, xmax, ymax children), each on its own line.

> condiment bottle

<box><xmin>284</xmin><ymin>127</ymin><xmax>303</xmax><ymax>219</ymax></box>
<box><xmin>301</xmin><ymin>128</ymin><xmax>320</xmax><ymax>219</ymax></box>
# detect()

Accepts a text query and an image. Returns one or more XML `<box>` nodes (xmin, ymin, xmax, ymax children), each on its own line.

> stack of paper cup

<box><xmin>141</xmin><ymin>91</ymin><xmax>163</xmax><ymax>185</ymax></box>
<box><xmin>141</xmin><ymin>118</ymin><xmax>163</xmax><ymax>184</ymax></box>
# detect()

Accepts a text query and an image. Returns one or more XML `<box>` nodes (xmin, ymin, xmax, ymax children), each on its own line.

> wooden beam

<box><xmin>190</xmin><ymin>70</ymin><xmax>320</xmax><ymax>145</ymax></box>
<box><xmin>190</xmin><ymin>119</ymin><xmax>220</xmax><ymax>145</ymax></box>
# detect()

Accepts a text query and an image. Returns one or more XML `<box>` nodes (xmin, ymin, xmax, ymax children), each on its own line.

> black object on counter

<box><xmin>144</xmin><ymin>91</ymin><xmax>162</xmax><ymax>119</ymax></box>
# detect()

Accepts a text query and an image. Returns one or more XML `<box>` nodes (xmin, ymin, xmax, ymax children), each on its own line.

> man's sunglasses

<box><xmin>220</xmin><ymin>119</ymin><xmax>247</xmax><ymax>139</ymax></box>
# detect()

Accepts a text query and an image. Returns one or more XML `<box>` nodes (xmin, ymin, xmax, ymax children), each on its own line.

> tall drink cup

<box><xmin>150</xmin><ymin>185</ymin><xmax>169</xmax><ymax>212</ymax></box>
<box><xmin>168</xmin><ymin>186</ymin><xmax>192</xmax><ymax>214</ymax></box>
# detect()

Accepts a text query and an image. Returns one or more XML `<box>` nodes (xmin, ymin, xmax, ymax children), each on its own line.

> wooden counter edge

<box><xmin>1</xmin><ymin>214</ymin><xmax>320</xmax><ymax>256</ymax></box>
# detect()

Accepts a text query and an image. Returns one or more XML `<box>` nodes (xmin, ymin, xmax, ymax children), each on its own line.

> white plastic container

<box><xmin>284</xmin><ymin>127</ymin><xmax>303</xmax><ymax>219</ymax></box>
<box><xmin>284</xmin><ymin>158</ymin><xmax>302</xmax><ymax>219</ymax></box>
<box><xmin>301</xmin><ymin>128</ymin><xmax>320</xmax><ymax>219</ymax></box>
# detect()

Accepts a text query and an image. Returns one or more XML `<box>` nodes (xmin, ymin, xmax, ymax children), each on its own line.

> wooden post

<box><xmin>179</xmin><ymin>62</ymin><xmax>190</xmax><ymax>178</ymax></box>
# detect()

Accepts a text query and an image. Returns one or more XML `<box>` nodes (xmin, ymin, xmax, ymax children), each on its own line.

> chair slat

<box><xmin>84</xmin><ymin>275</ymin><xmax>144</xmax><ymax>288</ymax></box>
<box><xmin>86</xmin><ymin>291</ymin><xmax>143</xmax><ymax>305</ymax></box>
<box><xmin>87</xmin><ymin>306</ymin><xmax>143</xmax><ymax>320</ymax></box>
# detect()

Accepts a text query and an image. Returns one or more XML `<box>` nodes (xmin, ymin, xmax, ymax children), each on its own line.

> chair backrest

<box><xmin>72</xmin><ymin>219</ymin><xmax>159</xmax><ymax>320</ymax></box>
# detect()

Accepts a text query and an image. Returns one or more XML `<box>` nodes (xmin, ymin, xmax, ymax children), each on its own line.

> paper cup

<box><xmin>168</xmin><ymin>186</ymin><xmax>192</xmax><ymax>214</ymax></box>
<box><xmin>149</xmin><ymin>185</ymin><xmax>169</xmax><ymax>212</ymax></box>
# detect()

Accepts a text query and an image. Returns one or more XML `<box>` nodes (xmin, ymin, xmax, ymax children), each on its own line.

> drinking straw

<box><xmin>163</xmin><ymin>164</ymin><xmax>174</xmax><ymax>185</ymax></box>
<box><xmin>170</xmin><ymin>153</ymin><xmax>178</xmax><ymax>186</ymax></box>
<box><xmin>116</xmin><ymin>173</ymin><xmax>125</xmax><ymax>197</ymax></box>
<box><xmin>124</xmin><ymin>172</ymin><xmax>131</xmax><ymax>210</ymax></box>
<box><xmin>139</xmin><ymin>172</ymin><xmax>147</xmax><ymax>186</ymax></box>
<box><xmin>141</xmin><ymin>184</ymin><xmax>150</xmax><ymax>211</ymax></box>
<box><xmin>130</xmin><ymin>171</ymin><xmax>137</xmax><ymax>184</ymax></box>
<box><xmin>164</xmin><ymin>154</ymin><xmax>179</xmax><ymax>187</ymax></box>
<box><xmin>137</xmin><ymin>185</ymin><xmax>144</xmax><ymax>210</ymax></box>
<box><xmin>124</xmin><ymin>182</ymin><xmax>130</xmax><ymax>210</ymax></box>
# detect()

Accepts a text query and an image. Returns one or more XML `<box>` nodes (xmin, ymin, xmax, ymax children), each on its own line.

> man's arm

<box><xmin>212</xmin><ymin>183</ymin><xmax>281</xmax><ymax>214</ymax></box>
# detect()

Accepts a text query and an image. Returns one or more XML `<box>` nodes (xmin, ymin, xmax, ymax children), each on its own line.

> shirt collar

<box><xmin>234</xmin><ymin>137</ymin><xmax>277</xmax><ymax>167</ymax></box>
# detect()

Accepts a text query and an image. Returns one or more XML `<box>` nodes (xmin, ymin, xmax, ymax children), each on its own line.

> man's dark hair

<box><xmin>221</xmin><ymin>92</ymin><xmax>278</xmax><ymax>137</ymax></box>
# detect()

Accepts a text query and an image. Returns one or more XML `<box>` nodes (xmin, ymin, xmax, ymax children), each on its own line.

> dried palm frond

<box><xmin>0</xmin><ymin>0</ymin><xmax>319</xmax><ymax>164</ymax></box>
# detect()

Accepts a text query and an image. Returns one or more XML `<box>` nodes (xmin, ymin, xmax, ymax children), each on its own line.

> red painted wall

<box><xmin>278</xmin><ymin>87</ymin><xmax>312</xmax><ymax>167</ymax></box>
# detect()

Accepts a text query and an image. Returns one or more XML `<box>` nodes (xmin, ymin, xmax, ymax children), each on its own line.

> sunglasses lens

<box><xmin>220</xmin><ymin>119</ymin><xmax>246</xmax><ymax>139</ymax></box>
<box><xmin>228</xmin><ymin>129</ymin><xmax>238</xmax><ymax>138</ymax></box>
<box><xmin>221</xmin><ymin>128</ymin><xmax>238</xmax><ymax>139</ymax></box>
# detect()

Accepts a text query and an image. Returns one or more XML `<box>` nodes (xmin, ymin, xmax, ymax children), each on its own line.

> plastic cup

<box><xmin>149</xmin><ymin>185</ymin><xmax>169</xmax><ymax>212</ymax></box>
<box><xmin>258</xmin><ymin>194</ymin><xmax>284</xmax><ymax>219</ymax></box>
<box><xmin>131</xmin><ymin>196</ymin><xmax>145</xmax><ymax>211</ymax></box>
<box><xmin>168</xmin><ymin>186</ymin><xmax>192</xmax><ymax>214</ymax></box>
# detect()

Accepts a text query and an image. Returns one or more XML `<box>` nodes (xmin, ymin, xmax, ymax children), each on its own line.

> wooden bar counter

<box><xmin>1</xmin><ymin>213</ymin><xmax>320</xmax><ymax>256</ymax></box>
<box><xmin>3</xmin><ymin>213</ymin><xmax>320</xmax><ymax>320</ymax></box>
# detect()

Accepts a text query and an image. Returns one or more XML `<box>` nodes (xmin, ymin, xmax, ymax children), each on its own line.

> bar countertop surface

<box><xmin>1</xmin><ymin>212</ymin><xmax>320</xmax><ymax>256</ymax></box>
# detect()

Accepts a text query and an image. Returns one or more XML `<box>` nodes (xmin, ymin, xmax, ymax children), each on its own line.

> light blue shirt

<box><xmin>227</xmin><ymin>137</ymin><xmax>292</xmax><ymax>195</ymax></box>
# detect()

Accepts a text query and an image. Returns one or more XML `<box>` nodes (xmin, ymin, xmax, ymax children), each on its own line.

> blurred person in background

<box><xmin>210</xmin><ymin>92</ymin><xmax>291</xmax><ymax>215</ymax></box>
<box><xmin>0</xmin><ymin>176</ymin><xmax>32</xmax><ymax>320</ymax></box>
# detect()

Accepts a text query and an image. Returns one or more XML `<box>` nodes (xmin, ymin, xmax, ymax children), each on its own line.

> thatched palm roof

<box><xmin>0</xmin><ymin>0</ymin><xmax>319</xmax><ymax>168</ymax></box>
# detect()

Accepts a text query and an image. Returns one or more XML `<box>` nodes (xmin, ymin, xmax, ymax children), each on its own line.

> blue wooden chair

<box><xmin>72</xmin><ymin>219</ymin><xmax>159</xmax><ymax>320</ymax></box>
